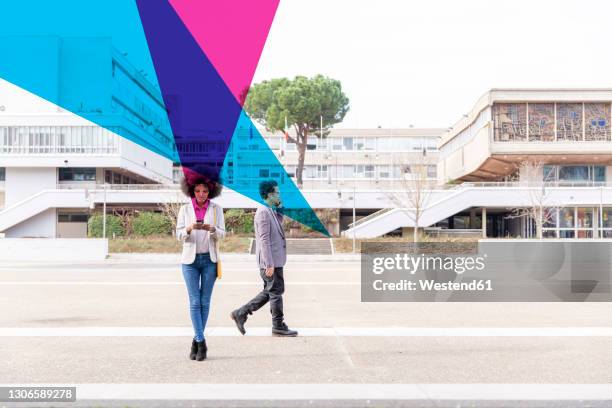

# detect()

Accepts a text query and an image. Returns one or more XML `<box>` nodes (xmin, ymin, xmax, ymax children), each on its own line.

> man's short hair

<box><xmin>259</xmin><ymin>179</ymin><xmax>278</xmax><ymax>200</ymax></box>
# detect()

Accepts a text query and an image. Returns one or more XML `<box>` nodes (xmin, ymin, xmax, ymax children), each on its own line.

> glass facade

<box><xmin>494</xmin><ymin>103</ymin><xmax>612</xmax><ymax>142</ymax></box>
<box><xmin>58</xmin><ymin>168</ymin><xmax>96</xmax><ymax>181</ymax></box>
<box><xmin>0</xmin><ymin>126</ymin><xmax>120</xmax><ymax>154</ymax></box>
<box><xmin>543</xmin><ymin>165</ymin><xmax>605</xmax><ymax>183</ymax></box>
<box><xmin>542</xmin><ymin>206</ymin><xmax>612</xmax><ymax>238</ymax></box>
<box><xmin>281</xmin><ymin>136</ymin><xmax>438</xmax><ymax>153</ymax></box>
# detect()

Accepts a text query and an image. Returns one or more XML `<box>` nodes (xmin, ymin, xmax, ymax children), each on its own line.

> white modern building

<box><xmin>346</xmin><ymin>89</ymin><xmax>612</xmax><ymax>239</ymax></box>
<box><xmin>0</xmin><ymin>37</ymin><xmax>176</xmax><ymax>239</ymax></box>
<box><xmin>0</xmin><ymin>38</ymin><xmax>443</xmax><ymax>239</ymax></box>
<box><xmin>2</xmin><ymin>43</ymin><xmax>611</xmax><ymax>243</ymax></box>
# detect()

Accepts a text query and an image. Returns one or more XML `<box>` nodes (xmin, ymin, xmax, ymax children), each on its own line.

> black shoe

<box><xmin>189</xmin><ymin>339</ymin><xmax>197</xmax><ymax>360</ymax></box>
<box><xmin>195</xmin><ymin>340</ymin><xmax>207</xmax><ymax>361</ymax></box>
<box><xmin>272</xmin><ymin>323</ymin><xmax>298</xmax><ymax>337</ymax></box>
<box><xmin>230</xmin><ymin>309</ymin><xmax>247</xmax><ymax>335</ymax></box>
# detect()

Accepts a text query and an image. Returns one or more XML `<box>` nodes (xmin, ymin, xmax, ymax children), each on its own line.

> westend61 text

<box><xmin>373</xmin><ymin>279</ymin><xmax>493</xmax><ymax>292</ymax></box>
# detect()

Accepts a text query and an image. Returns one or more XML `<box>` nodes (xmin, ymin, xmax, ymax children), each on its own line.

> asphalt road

<box><xmin>1</xmin><ymin>255</ymin><xmax>611</xmax><ymax>407</ymax></box>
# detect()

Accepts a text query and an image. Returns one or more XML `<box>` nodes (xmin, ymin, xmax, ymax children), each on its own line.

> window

<box><xmin>355</xmin><ymin>165</ymin><xmax>375</xmax><ymax>178</ymax></box>
<box><xmin>377</xmin><ymin>138</ymin><xmax>392</xmax><ymax>152</ymax></box>
<box><xmin>559</xmin><ymin>166</ymin><xmax>589</xmax><ymax>182</ymax></box>
<box><xmin>378</xmin><ymin>165</ymin><xmax>390</xmax><ymax>178</ymax></box>
<box><xmin>304</xmin><ymin>165</ymin><xmax>317</xmax><ymax>179</ymax></box>
<box><xmin>331</xmin><ymin>138</ymin><xmax>343</xmax><ymax>151</ymax></box>
<box><xmin>0</xmin><ymin>167</ymin><xmax>4</xmax><ymax>181</ymax></box>
<box><xmin>58</xmin><ymin>213</ymin><xmax>88</xmax><ymax>223</ymax></box>
<box><xmin>425</xmin><ymin>138</ymin><xmax>438</xmax><ymax>151</ymax></box>
<box><xmin>58</xmin><ymin>168</ymin><xmax>96</xmax><ymax>181</ymax></box>
<box><xmin>594</xmin><ymin>166</ymin><xmax>606</xmax><ymax>182</ymax></box>
<box><xmin>365</xmin><ymin>138</ymin><xmax>376</xmax><ymax>151</ymax></box>
<box><xmin>343</xmin><ymin>137</ymin><xmax>353</xmax><ymax>151</ymax></box>
<box><xmin>317</xmin><ymin>165</ymin><xmax>328</xmax><ymax>179</ymax></box>
<box><xmin>317</xmin><ymin>137</ymin><xmax>328</xmax><ymax>151</ymax></box>
<box><xmin>602</xmin><ymin>208</ymin><xmax>612</xmax><ymax>228</ymax></box>
<box><xmin>353</xmin><ymin>138</ymin><xmax>365</xmax><ymax>151</ymax></box>
<box><xmin>427</xmin><ymin>165</ymin><xmax>437</xmax><ymax>178</ymax></box>
<box><xmin>560</xmin><ymin>208</ymin><xmax>575</xmax><ymax>228</ymax></box>
<box><xmin>577</xmin><ymin>208</ymin><xmax>593</xmax><ymax>228</ymax></box>
<box><xmin>265</xmin><ymin>137</ymin><xmax>280</xmax><ymax>150</ymax></box>
<box><xmin>411</xmin><ymin>138</ymin><xmax>424</xmax><ymax>151</ymax></box>
<box><xmin>343</xmin><ymin>165</ymin><xmax>355</xmax><ymax>178</ymax></box>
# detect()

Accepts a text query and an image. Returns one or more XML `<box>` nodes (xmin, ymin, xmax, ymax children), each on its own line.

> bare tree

<box><xmin>385</xmin><ymin>150</ymin><xmax>435</xmax><ymax>242</ymax></box>
<box><xmin>159</xmin><ymin>192</ymin><xmax>185</xmax><ymax>237</ymax></box>
<box><xmin>507</xmin><ymin>160</ymin><xmax>557</xmax><ymax>239</ymax></box>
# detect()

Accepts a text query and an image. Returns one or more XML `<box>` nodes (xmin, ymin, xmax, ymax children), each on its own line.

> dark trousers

<box><xmin>240</xmin><ymin>267</ymin><xmax>285</xmax><ymax>328</ymax></box>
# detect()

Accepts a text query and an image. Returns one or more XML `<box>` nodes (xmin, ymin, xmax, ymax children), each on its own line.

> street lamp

<box><xmin>352</xmin><ymin>184</ymin><xmax>356</xmax><ymax>253</ymax></box>
<box><xmin>103</xmin><ymin>183</ymin><xmax>107</xmax><ymax>239</ymax></box>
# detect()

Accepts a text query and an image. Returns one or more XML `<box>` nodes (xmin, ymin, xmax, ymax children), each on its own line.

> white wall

<box><xmin>5</xmin><ymin>208</ymin><xmax>56</xmax><ymax>238</ymax></box>
<box><xmin>119</xmin><ymin>137</ymin><xmax>173</xmax><ymax>183</ymax></box>
<box><xmin>5</xmin><ymin>167</ymin><xmax>56</xmax><ymax>206</ymax></box>
<box><xmin>4</xmin><ymin>167</ymin><xmax>58</xmax><ymax>237</ymax></box>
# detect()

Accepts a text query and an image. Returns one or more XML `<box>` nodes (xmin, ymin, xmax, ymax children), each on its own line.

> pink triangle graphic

<box><xmin>168</xmin><ymin>0</ymin><xmax>279</xmax><ymax>106</ymax></box>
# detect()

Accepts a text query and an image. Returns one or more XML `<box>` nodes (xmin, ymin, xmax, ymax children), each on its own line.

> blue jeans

<box><xmin>182</xmin><ymin>253</ymin><xmax>217</xmax><ymax>342</ymax></box>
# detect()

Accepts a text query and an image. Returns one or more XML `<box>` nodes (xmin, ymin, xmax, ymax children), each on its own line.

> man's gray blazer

<box><xmin>254</xmin><ymin>206</ymin><xmax>286</xmax><ymax>269</ymax></box>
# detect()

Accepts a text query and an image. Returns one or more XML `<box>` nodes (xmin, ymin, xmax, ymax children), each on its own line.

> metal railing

<box><xmin>57</xmin><ymin>183</ymin><xmax>181</xmax><ymax>190</ymax></box>
<box><xmin>459</xmin><ymin>181</ymin><xmax>612</xmax><ymax>188</ymax></box>
<box><xmin>347</xmin><ymin>207</ymin><xmax>394</xmax><ymax>229</ymax></box>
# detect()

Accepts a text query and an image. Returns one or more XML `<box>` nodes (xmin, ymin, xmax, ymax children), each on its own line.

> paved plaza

<box><xmin>1</xmin><ymin>254</ymin><xmax>612</xmax><ymax>407</ymax></box>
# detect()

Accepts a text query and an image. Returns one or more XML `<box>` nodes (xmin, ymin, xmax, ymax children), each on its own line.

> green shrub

<box><xmin>88</xmin><ymin>213</ymin><xmax>124</xmax><ymax>238</ymax></box>
<box><xmin>224</xmin><ymin>209</ymin><xmax>254</xmax><ymax>234</ymax></box>
<box><xmin>132</xmin><ymin>212</ymin><xmax>173</xmax><ymax>236</ymax></box>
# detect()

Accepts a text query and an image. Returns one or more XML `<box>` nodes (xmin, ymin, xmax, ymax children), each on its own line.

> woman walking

<box><xmin>177</xmin><ymin>170</ymin><xmax>225</xmax><ymax>361</ymax></box>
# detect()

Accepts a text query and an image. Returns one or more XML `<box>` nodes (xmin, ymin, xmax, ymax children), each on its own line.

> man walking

<box><xmin>230</xmin><ymin>180</ymin><xmax>298</xmax><ymax>337</ymax></box>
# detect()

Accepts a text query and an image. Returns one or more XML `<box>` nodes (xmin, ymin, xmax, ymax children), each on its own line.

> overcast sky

<box><xmin>252</xmin><ymin>0</ymin><xmax>612</xmax><ymax>129</ymax></box>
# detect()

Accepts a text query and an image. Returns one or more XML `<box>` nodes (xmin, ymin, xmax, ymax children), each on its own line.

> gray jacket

<box><xmin>254</xmin><ymin>206</ymin><xmax>286</xmax><ymax>269</ymax></box>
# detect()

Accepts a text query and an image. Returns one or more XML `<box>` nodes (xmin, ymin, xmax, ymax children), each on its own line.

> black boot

<box><xmin>230</xmin><ymin>309</ymin><xmax>248</xmax><ymax>335</ymax></box>
<box><xmin>189</xmin><ymin>339</ymin><xmax>198</xmax><ymax>360</ymax></box>
<box><xmin>272</xmin><ymin>323</ymin><xmax>298</xmax><ymax>337</ymax></box>
<box><xmin>196</xmin><ymin>339</ymin><xmax>207</xmax><ymax>361</ymax></box>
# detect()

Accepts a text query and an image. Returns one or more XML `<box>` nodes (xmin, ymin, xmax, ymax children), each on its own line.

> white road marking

<box><xmin>0</xmin><ymin>281</ymin><xmax>359</xmax><ymax>285</ymax></box>
<box><xmin>1</xmin><ymin>326</ymin><xmax>612</xmax><ymax>337</ymax></box>
<box><xmin>1</xmin><ymin>383</ymin><xmax>612</xmax><ymax>401</ymax></box>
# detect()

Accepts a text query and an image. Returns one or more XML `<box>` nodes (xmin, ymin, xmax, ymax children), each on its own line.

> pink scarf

<box><xmin>191</xmin><ymin>197</ymin><xmax>210</xmax><ymax>221</ymax></box>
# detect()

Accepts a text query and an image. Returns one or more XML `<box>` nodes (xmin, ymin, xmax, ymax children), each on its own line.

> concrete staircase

<box><xmin>250</xmin><ymin>238</ymin><xmax>333</xmax><ymax>255</ymax></box>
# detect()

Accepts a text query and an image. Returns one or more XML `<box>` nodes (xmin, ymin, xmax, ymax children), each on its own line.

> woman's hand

<box><xmin>200</xmin><ymin>224</ymin><xmax>216</xmax><ymax>232</ymax></box>
<box><xmin>187</xmin><ymin>223</ymin><xmax>215</xmax><ymax>233</ymax></box>
<box><xmin>187</xmin><ymin>223</ymin><xmax>200</xmax><ymax>234</ymax></box>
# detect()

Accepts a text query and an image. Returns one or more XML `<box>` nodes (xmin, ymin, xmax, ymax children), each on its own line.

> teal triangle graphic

<box><xmin>222</xmin><ymin>111</ymin><xmax>329</xmax><ymax>236</ymax></box>
<box><xmin>0</xmin><ymin>0</ymin><xmax>178</xmax><ymax>162</ymax></box>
